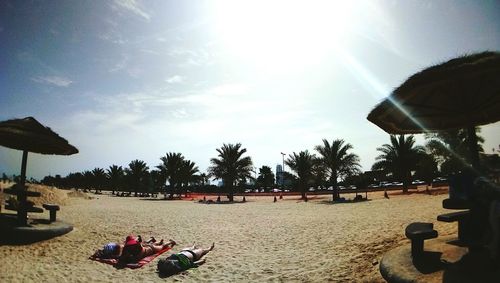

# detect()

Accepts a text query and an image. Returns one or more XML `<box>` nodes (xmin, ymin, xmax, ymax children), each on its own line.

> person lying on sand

<box><xmin>118</xmin><ymin>235</ymin><xmax>176</xmax><ymax>264</ymax></box>
<box><xmin>157</xmin><ymin>242</ymin><xmax>215</xmax><ymax>276</ymax></box>
<box><xmin>92</xmin><ymin>242</ymin><xmax>123</xmax><ymax>259</ymax></box>
<box><xmin>92</xmin><ymin>236</ymin><xmax>166</xmax><ymax>259</ymax></box>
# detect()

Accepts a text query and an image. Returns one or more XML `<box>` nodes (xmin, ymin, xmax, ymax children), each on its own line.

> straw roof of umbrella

<box><xmin>0</xmin><ymin>117</ymin><xmax>78</xmax><ymax>155</ymax></box>
<box><xmin>367</xmin><ymin>51</ymin><xmax>500</xmax><ymax>134</ymax></box>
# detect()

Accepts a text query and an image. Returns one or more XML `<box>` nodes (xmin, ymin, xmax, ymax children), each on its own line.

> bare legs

<box><xmin>147</xmin><ymin>239</ymin><xmax>177</xmax><ymax>254</ymax></box>
<box><xmin>182</xmin><ymin>242</ymin><xmax>215</xmax><ymax>262</ymax></box>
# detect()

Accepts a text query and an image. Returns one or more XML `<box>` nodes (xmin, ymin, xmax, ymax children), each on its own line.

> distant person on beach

<box><xmin>157</xmin><ymin>242</ymin><xmax>215</xmax><ymax>276</ymax></box>
<box><xmin>118</xmin><ymin>235</ymin><xmax>176</xmax><ymax>264</ymax></box>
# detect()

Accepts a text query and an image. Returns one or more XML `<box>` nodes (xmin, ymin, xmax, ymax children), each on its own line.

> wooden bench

<box><xmin>405</xmin><ymin>222</ymin><xmax>438</xmax><ymax>257</ymax></box>
<box><xmin>4</xmin><ymin>205</ymin><xmax>44</xmax><ymax>213</ymax></box>
<box><xmin>3</xmin><ymin>188</ymin><xmax>42</xmax><ymax>197</ymax></box>
<box><xmin>4</xmin><ymin>199</ymin><xmax>44</xmax><ymax>213</ymax></box>
<box><xmin>42</xmin><ymin>204</ymin><xmax>60</xmax><ymax>222</ymax></box>
<box><xmin>442</xmin><ymin>198</ymin><xmax>471</xmax><ymax>209</ymax></box>
<box><xmin>437</xmin><ymin>210</ymin><xmax>470</xmax><ymax>242</ymax></box>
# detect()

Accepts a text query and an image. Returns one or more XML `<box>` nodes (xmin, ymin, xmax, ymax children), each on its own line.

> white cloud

<box><xmin>109</xmin><ymin>55</ymin><xmax>129</xmax><ymax>73</ymax></box>
<box><xmin>31</xmin><ymin>76</ymin><xmax>73</xmax><ymax>87</ymax></box>
<box><xmin>112</xmin><ymin>0</ymin><xmax>151</xmax><ymax>21</ymax></box>
<box><xmin>168</xmin><ymin>47</ymin><xmax>213</xmax><ymax>67</ymax></box>
<box><xmin>165</xmin><ymin>75</ymin><xmax>184</xmax><ymax>84</ymax></box>
<box><xmin>98</xmin><ymin>33</ymin><xmax>127</xmax><ymax>45</ymax></box>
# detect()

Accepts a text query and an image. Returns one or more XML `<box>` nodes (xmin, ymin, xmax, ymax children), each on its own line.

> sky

<box><xmin>1</xmin><ymin>0</ymin><xmax>499</xmax><ymax>180</ymax></box>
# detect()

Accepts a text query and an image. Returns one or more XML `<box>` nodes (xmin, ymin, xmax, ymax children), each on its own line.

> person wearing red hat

<box><xmin>119</xmin><ymin>235</ymin><xmax>176</xmax><ymax>264</ymax></box>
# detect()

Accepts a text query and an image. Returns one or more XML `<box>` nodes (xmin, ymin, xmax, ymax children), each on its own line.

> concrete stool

<box><xmin>42</xmin><ymin>204</ymin><xmax>60</xmax><ymax>222</ymax></box>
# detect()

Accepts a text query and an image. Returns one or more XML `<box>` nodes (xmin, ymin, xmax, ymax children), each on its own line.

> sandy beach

<box><xmin>0</xmin><ymin>183</ymin><xmax>456</xmax><ymax>282</ymax></box>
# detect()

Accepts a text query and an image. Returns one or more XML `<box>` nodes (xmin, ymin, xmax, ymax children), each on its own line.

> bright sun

<box><xmin>211</xmin><ymin>0</ymin><xmax>357</xmax><ymax>74</ymax></box>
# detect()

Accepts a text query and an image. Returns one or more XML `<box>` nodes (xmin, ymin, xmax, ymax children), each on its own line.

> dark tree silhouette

<box><xmin>179</xmin><ymin>159</ymin><xmax>199</xmax><ymax>197</ymax></box>
<box><xmin>126</xmin><ymin>159</ymin><xmax>149</xmax><ymax>197</ymax></box>
<box><xmin>106</xmin><ymin>165</ymin><xmax>124</xmax><ymax>195</ymax></box>
<box><xmin>425</xmin><ymin>127</ymin><xmax>484</xmax><ymax>174</ymax></box>
<box><xmin>415</xmin><ymin>153</ymin><xmax>438</xmax><ymax>190</ymax></box>
<box><xmin>257</xmin><ymin>166</ymin><xmax>275</xmax><ymax>188</ymax></box>
<box><xmin>208</xmin><ymin>143</ymin><xmax>253</xmax><ymax>202</ymax></box>
<box><xmin>158</xmin><ymin>152</ymin><xmax>185</xmax><ymax>198</ymax></box>
<box><xmin>91</xmin><ymin>167</ymin><xmax>106</xmax><ymax>193</ymax></box>
<box><xmin>315</xmin><ymin>139</ymin><xmax>361</xmax><ymax>199</ymax></box>
<box><xmin>83</xmin><ymin>170</ymin><xmax>93</xmax><ymax>192</ymax></box>
<box><xmin>285</xmin><ymin>150</ymin><xmax>315</xmax><ymax>200</ymax></box>
<box><xmin>372</xmin><ymin>135</ymin><xmax>425</xmax><ymax>193</ymax></box>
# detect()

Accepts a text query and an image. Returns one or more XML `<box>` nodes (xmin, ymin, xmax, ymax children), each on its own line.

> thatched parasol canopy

<box><xmin>367</xmin><ymin>51</ymin><xmax>500</xmax><ymax>134</ymax></box>
<box><xmin>0</xmin><ymin>117</ymin><xmax>78</xmax><ymax>155</ymax></box>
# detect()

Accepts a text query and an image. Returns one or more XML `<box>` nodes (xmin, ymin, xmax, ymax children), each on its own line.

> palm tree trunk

<box><xmin>402</xmin><ymin>180</ymin><xmax>409</xmax><ymax>193</ymax></box>
<box><xmin>300</xmin><ymin>182</ymin><xmax>307</xmax><ymax>200</ymax></box>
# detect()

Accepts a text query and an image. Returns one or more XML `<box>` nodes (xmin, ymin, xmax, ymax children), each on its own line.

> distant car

<box><xmin>253</xmin><ymin>189</ymin><xmax>259</xmax><ymax>193</ymax></box>
<box><xmin>433</xmin><ymin>177</ymin><xmax>448</xmax><ymax>183</ymax></box>
<box><xmin>412</xmin><ymin>180</ymin><xmax>425</xmax><ymax>185</ymax></box>
<box><xmin>368</xmin><ymin>184</ymin><xmax>380</xmax><ymax>188</ymax></box>
<box><xmin>348</xmin><ymin>185</ymin><xmax>357</xmax><ymax>190</ymax></box>
<box><xmin>284</xmin><ymin>189</ymin><xmax>290</xmax><ymax>192</ymax></box>
<box><xmin>327</xmin><ymin>186</ymin><xmax>334</xmax><ymax>191</ymax></box>
<box><xmin>338</xmin><ymin>186</ymin><xmax>346</xmax><ymax>190</ymax></box>
<box><xmin>272</xmin><ymin>188</ymin><xmax>281</xmax><ymax>193</ymax></box>
<box><xmin>260</xmin><ymin>189</ymin><xmax>265</xmax><ymax>193</ymax></box>
<box><xmin>244</xmin><ymin>189</ymin><xmax>252</xmax><ymax>193</ymax></box>
<box><xmin>308</xmin><ymin>187</ymin><xmax>315</xmax><ymax>192</ymax></box>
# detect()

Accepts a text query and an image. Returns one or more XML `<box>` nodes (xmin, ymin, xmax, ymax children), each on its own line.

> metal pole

<box><xmin>467</xmin><ymin>126</ymin><xmax>480</xmax><ymax>171</ymax></box>
<box><xmin>18</xmin><ymin>150</ymin><xmax>28</xmax><ymax>226</ymax></box>
<box><xmin>281</xmin><ymin>152</ymin><xmax>286</xmax><ymax>186</ymax></box>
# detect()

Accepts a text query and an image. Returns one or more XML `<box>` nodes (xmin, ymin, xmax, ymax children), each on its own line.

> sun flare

<box><xmin>211</xmin><ymin>0</ymin><xmax>357</xmax><ymax>74</ymax></box>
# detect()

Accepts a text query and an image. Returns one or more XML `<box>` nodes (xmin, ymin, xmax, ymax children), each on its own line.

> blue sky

<box><xmin>1</xmin><ymin>0</ymin><xmax>499</xmax><ymax>179</ymax></box>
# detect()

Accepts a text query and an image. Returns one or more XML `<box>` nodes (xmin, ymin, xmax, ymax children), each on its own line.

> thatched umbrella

<box><xmin>367</xmin><ymin>51</ymin><xmax>500</xmax><ymax>169</ymax></box>
<box><xmin>0</xmin><ymin>117</ymin><xmax>78</xmax><ymax>225</ymax></box>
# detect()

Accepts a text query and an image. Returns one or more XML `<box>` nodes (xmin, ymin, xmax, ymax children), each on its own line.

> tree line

<box><xmin>3</xmin><ymin>127</ymin><xmax>496</xmax><ymax>201</ymax></box>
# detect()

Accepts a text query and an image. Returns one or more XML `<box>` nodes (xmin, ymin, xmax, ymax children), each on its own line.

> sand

<box><xmin>0</xmin><ymin>183</ymin><xmax>456</xmax><ymax>282</ymax></box>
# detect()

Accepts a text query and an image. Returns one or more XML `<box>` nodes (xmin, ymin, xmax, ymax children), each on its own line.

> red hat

<box><xmin>125</xmin><ymin>235</ymin><xmax>139</xmax><ymax>246</ymax></box>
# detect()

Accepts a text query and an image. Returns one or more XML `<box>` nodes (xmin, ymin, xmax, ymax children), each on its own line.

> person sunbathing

<box><xmin>157</xmin><ymin>242</ymin><xmax>215</xmax><ymax>276</ymax></box>
<box><xmin>119</xmin><ymin>235</ymin><xmax>176</xmax><ymax>264</ymax></box>
<box><xmin>92</xmin><ymin>236</ymin><xmax>167</xmax><ymax>260</ymax></box>
<box><xmin>91</xmin><ymin>242</ymin><xmax>123</xmax><ymax>259</ymax></box>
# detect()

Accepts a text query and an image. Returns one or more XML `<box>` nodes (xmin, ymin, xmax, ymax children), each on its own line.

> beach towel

<box><xmin>90</xmin><ymin>246</ymin><xmax>172</xmax><ymax>269</ymax></box>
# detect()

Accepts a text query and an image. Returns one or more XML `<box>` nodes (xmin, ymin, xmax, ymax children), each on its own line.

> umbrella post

<box><xmin>467</xmin><ymin>126</ymin><xmax>480</xmax><ymax>171</ymax></box>
<box><xmin>17</xmin><ymin>150</ymin><xmax>28</xmax><ymax>226</ymax></box>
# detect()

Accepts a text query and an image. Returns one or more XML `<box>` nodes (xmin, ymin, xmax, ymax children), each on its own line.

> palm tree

<box><xmin>179</xmin><ymin>159</ymin><xmax>199</xmax><ymax>197</ymax></box>
<box><xmin>257</xmin><ymin>166</ymin><xmax>275</xmax><ymax>188</ymax></box>
<box><xmin>82</xmin><ymin>170</ymin><xmax>93</xmax><ymax>192</ymax></box>
<box><xmin>415</xmin><ymin>153</ymin><xmax>438</xmax><ymax>191</ymax></box>
<box><xmin>425</xmin><ymin>127</ymin><xmax>484</xmax><ymax>174</ymax></box>
<box><xmin>372</xmin><ymin>135</ymin><xmax>425</xmax><ymax>193</ymax></box>
<box><xmin>106</xmin><ymin>165</ymin><xmax>124</xmax><ymax>195</ymax></box>
<box><xmin>199</xmin><ymin>173</ymin><xmax>208</xmax><ymax>187</ymax></box>
<box><xmin>285</xmin><ymin>150</ymin><xmax>316</xmax><ymax>200</ymax></box>
<box><xmin>91</xmin><ymin>167</ymin><xmax>107</xmax><ymax>193</ymax></box>
<box><xmin>208</xmin><ymin>143</ymin><xmax>253</xmax><ymax>202</ymax></box>
<box><xmin>315</xmin><ymin>139</ymin><xmax>361</xmax><ymax>199</ymax></box>
<box><xmin>65</xmin><ymin>172</ymin><xmax>84</xmax><ymax>190</ymax></box>
<box><xmin>126</xmin><ymin>159</ymin><xmax>149</xmax><ymax>197</ymax></box>
<box><xmin>158</xmin><ymin>152</ymin><xmax>185</xmax><ymax>198</ymax></box>
<box><xmin>149</xmin><ymin>169</ymin><xmax>164</xmax><ymax>194</ymax></box>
